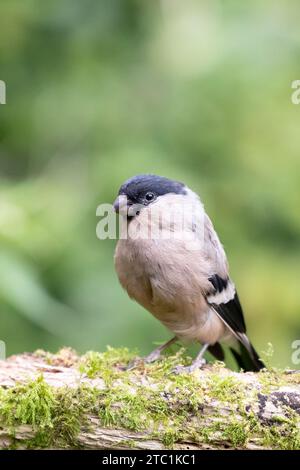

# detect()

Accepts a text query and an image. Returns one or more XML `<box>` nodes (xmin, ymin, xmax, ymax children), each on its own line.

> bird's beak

<box><xmin>113</xmin><ymin>195</ymin><xmax>129</xmax><ymax>216</ymax></box>
<box><xmin>114</xmin><ymin>195</ymin><xmax>142</xmax><ymax>218</ymax></box>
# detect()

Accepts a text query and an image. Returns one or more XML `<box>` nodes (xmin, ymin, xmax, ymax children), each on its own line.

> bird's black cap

<box><xmin>118</xmin><ymin>174</ymin><xmax>187</xmax><ymax>205</ymax></box>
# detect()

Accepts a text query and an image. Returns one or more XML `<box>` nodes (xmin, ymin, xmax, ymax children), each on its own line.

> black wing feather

<box><xmin>206</xmin><ymin>276</ymin><xmax>264</xmax><ymax>371</ymax></box>
<box><xmin>210</xmin><ymin>292</ymin><xmax>246</xmax><ymax>334</ymax></box>
<box><xmin>208</xmin><ymin>274</ymin><xmax>228</xmax><ymax>293</ymax></box>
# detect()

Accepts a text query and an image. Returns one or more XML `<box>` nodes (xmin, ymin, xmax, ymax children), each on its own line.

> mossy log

<box><xmin>0</xmin><ymin>348</ymin><xmax>299</xmax><ymax>450</ymax></box>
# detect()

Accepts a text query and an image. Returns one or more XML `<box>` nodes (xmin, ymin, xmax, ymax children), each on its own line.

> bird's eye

<box><xmin>145</xmin><ymin>192</ymin><xmax>155</xmax><ymax>202</ymax></box>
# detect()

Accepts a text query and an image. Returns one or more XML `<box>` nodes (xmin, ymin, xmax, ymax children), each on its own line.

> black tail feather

<box><xmin>230</xmin><ymin>343</ymin><xmax>265</xmax><ymax>372</ymax></box>
<box><xmin>208</xmin><ymin>342</ymin><xmax>225</xmax><ymax>361</ymax></box>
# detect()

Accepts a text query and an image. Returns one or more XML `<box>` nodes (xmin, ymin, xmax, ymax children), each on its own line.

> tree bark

<box><xmin>0</xmin><ymin>349</ymin><xmax>299</xmax><ymax>450</ymax></box>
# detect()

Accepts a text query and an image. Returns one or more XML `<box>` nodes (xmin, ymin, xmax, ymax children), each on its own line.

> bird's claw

<box><xmin>125</xmin><ymin>358</ymin><xmax>141</xmax><ymax>370</ymax></box>
<box><xmin>172</xmin><ymin>359</ymin><xmax>206</xmax><ymax>375</ymax></box>
<box><xmin>143</xmin><ymin>350</ymin><xmax>162</xmax><ymax>364</ymax></box>
<box><xmin>126</xmin><ymin>352</ymin><xmax>161</xmax><ymax>371</ymax></box>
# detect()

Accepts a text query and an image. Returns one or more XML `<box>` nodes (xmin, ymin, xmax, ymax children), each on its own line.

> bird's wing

<box><xmin>202</xmin><ymin>215</ymin><xmax>263</xmax><ymax>370</ymax></box>
<box><xmin>206</xmin><ymin>275</ymin><xmax>264</xmax><ymax>370</ymax></box>
<box><xmin>202</xmin><ymin>213</ymin><xmax>246</xmax><ymax>336</ymax></box>
<box><xmin>206</xmin><ymin>275</ymin><xmax>246</xmax><ymax>335</ymax></box>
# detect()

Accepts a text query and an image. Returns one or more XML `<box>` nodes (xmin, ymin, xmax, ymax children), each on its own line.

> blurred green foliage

<box><xmin>0</xmin><ymin>0</ymin><xmax>299</xmax><ymax>367</ymax></box>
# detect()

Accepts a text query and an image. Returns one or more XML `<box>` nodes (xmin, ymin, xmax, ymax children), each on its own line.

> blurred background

<box><xmin>0</xmin><ymin>0</ymin><xmax>299</xmax><ymax>368</ymax></box>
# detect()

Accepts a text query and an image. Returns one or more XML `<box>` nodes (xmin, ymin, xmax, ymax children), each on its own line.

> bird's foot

<box><xmin>172</xmin><ymin>358</ymin><xmax>206</xmax><ymax>375</ymax></box>
<box><xmin>143</xmin><ymin>349</ymin><xmax>162</xmax><ymax>364</ymax></box>
<box><xmin>125</xmin><ymin>358</ymin><xmax>141</xmax><ymax>370</ymax></box>
<box><xmin>126</xmin><ymin>350</ymin><xmax>162</xmax><ymax>370</ymax></box>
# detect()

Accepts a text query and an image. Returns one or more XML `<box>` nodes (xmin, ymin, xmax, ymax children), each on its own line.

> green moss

<box><xmin>262</xmin><ymin>415</ymin><xmax>300</xmax><ymax>450</ymax></box>
<box><xmin>98</xmin><ymin>381</ymin><xmax>180</xmax><ymax>432</ymax></box>
<box><xmin>0</xmin><ymin>376</ymin><xmax>98</xmax><ymax>449</ymax></box>
<box><xmin>258</xmin><ymin>369</ymin><xmax>288</xmax><ymax>394</ymax></box>
<box><xmin>0</xmin><ymin>347</ymin><xmax>299</xmax><ymax>449</ymax></box>
<box><xmin>208</xmin><ymin>373</ymin><xmax>246</xmax><ymax>403</ymax></box>
<box><xmin>195</xmin><ymin>419</ymin><xmax>249</xmax><ymax>448</ymax></box>
<box><xmin>0</xmin><ymin>375</ymin><xmax>57</xmax><ymax>430</ymax></box>
<box><xmin>51</xmin><ymin>385</ymin><xmax>98</xmax><ymax>447</ymax></box>
<box><xmin>222</xmin><ymin>419</ymin><xmax>249</xmax><ymax>447</ymax></box>
<box><xmin>162</xmin><ymin>427</ymin><xmax>183</xmax><ymax>448</ymax></box>
<box><xmin>78</xmin><ymin>347</ymin><xmax>136</xmax><ymax>384</ymax></box>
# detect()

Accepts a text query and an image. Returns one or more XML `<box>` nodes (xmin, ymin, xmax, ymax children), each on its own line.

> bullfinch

<box><xmin>113</xmin><ymin>174</ymin><xmax>264</xmax><ymax>372</ymax></box>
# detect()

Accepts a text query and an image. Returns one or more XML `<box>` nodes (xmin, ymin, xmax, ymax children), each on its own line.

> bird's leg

<box><xmin>173</xmin><ymin>343</ymin><xmax>209</xmax><ymax>374</ymax></box>
<box><xmin>126</xmin><ymin>336</ymin><xmax>178</xmax><ymax>370</ymax></box>
<box><xmin>190</xmin><ymin>343</ymin><xmax>209</xmax><ymax>369</ymax></box>
<box><xmin>143</xmin><ymin>336</ymin><xmax>178</xmax><ymax>363</ymax></box>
